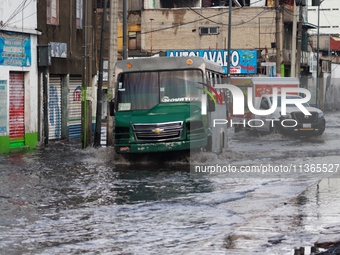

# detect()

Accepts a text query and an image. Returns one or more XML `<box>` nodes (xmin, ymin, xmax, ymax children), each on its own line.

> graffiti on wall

<box><xmin>73</xmin><ymin>86</ymin><xmax>81</xmax><ymax>102</ymax></box>
<box><xmin>49</xmin><ymin>85</ymin><xmax>61</xmax><ymax>138</ymax></box>
<box><xmin>0</xmin><ymin>80</ymin><xmax>7</xmax><ymax>133</ymax></box>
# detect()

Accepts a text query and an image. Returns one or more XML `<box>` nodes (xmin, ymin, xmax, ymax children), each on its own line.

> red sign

<box><xmin>255</xmin><ymin>84</ymin><xmax>298</xmax><ymax>97</ymax></box>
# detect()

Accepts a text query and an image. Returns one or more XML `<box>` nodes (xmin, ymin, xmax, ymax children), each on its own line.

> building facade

<box><xmin>307</xmin><ymin>0</ymin><xmax>340</xmax><ymax>35</ymax></box>
<box><xmin>140</xmin><ymin>1</ymin><xmax>311</xmax><ymax>77</ymax></box>
<box><xmin>37</xmin><ymin>0</ymin><xmax>97</xmax><ymax>145</ymax></box>
<box><xmin>0</xmin><ymin>0</ymin><xmax>40</xmax><ymax>153</ymax></box>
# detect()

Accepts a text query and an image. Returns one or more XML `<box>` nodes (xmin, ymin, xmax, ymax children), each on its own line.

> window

<box><xmin>47</xmin><ymin>0</ymin><xmax>59</xmax><ymax>25</ymax></box>
<box><xmin>117</xmin><ymin>72</ymin><xmax>159</xmax><ymax>111</ymax></box>
<box><xmin>260</xmin><ymin>98</ymin><xmax>269</xmax><ymax>110</ymax></box>
<box><xmin>76</xmin><ymin>0</ymin><xmax>83</xmax><ymax>28</ymax></box>
<box><xmin>270</xmin><ymin>96</ymin><xmax>309</xmax><ymax>108</ymax></box>
<box><xmin>128</xmin><ymin>31</ymin><xmax>141</xmax><ymax>50</ymax></box>
<box><xmin>200</xmin><ymin>27</ymin><xmax>219</xmax><ymax>35</ymax></box>
<box><xmin>116</xmin><ymin>70</ymin><xmax>203</xmax><ymax>111</ymax></box>
<box><xmin>160</xmin><ymin>70</ymin><xmax>203</xmax><ymax>103</ymax></box>
<box><xmin>97</xmin><ymin>0</ymin><xmax>109</xmax><ymax>8</ymax></box>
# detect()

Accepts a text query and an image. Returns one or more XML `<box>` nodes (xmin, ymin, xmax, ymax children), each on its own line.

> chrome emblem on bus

<box><xmin>152</xmin><ymin>128</ymin><xmax>164</xmax><ymax>134</ymax></box>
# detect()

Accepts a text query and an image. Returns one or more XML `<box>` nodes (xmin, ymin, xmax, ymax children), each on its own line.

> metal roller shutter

<box><xmin>68</xmin><ymin>76</ymin><xmax>82</xmax><ymax>138</ymax></box>
<box><xmin>48</xmin><ymin>76</ymin><xmax>62</xmax><ymax>140</ymax></box>
<box><xmin>9</xmin><ymin>72</ymin><xmax>25</xmax><ymax>147</ymax></box>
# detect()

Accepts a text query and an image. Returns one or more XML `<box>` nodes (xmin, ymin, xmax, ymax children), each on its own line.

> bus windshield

<box><xmin>117</xmin><ymin>70</ymin><xmax>203</xmax><ymax>111</ymax></box>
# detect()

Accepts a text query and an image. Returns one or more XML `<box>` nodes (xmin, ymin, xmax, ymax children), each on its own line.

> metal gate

<box><xmin>48</xmin><ymin>76</ymin><xmax>62</xmax><ymax>140</ymax></box>
<box><xmin>68</xmin><ymin>76</ymin><xmax>82</xmax><ymax>138</ymax></box>
<box><xmin>9</xmin><ymin>72</ymin><xmax>25</xmax><ymax>147</ymax></box>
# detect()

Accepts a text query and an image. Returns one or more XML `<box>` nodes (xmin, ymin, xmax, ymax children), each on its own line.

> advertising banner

<box><xmin>167</xmin><ymin>49</ymin><xmax>257</xmax><ymax>74</ymax></box>
<box><xmin>0</xmin><ymin>80</ymin><xmax>7</xmax><ymax>133</ymax></box>
<box><xmin>0</xmin><ymin>31</ymin><xmax>31</xmax><ymax>66</ymax></box>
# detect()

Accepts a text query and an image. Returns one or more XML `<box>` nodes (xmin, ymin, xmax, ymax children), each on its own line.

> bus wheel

<box><xmin>205</xmin><ymin>136</ymin><xmax>212</xmax><ymax>152</ymax></box>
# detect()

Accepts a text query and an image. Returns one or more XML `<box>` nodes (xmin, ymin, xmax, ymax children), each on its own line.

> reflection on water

<box><xmin>0</xmin><ymin>134</ymin><xmax>339</xmax><ymax>254</ymax></box>
<box><xmin>0</xmin><ymin>142</ymin><xmax>223</xmax><ymax>254</ymax></box>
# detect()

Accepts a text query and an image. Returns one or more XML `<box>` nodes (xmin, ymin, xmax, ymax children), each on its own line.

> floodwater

<box><xmin>0</xmin><ymin>112</ymin><xmax>340</xmax><ymax>254</ymax></box>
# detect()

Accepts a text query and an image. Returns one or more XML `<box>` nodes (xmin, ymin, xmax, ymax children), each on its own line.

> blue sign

<box><xmin>0</xmin><ymin>80</ymin><xmax>7</xmax><ymax>133</ymax></box>
<box><xmin>0</xmin><ymin>31</ymin><xmax>31</xmax><ymax>66</ymax></box>
<box><xmin>167</xmin><ymin>50</ymin><xmax>257</xmax><ymax>74</ymax></box>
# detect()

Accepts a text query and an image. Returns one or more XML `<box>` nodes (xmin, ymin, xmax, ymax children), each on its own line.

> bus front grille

<box><xmin>132</xmin><ymin>121</ymin><xmax>183</xmax><ymax>141</ymax></box>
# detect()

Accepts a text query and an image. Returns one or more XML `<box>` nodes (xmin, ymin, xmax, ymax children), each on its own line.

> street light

<box><xmin>314</xmin><ymin>0</ymin><xmax>324</xmax><ymax>108</ymax></box>
<box><xmin>227</xmin><ymin>0</ymin><xmax>231</xmax><ymax>83</ymax></box>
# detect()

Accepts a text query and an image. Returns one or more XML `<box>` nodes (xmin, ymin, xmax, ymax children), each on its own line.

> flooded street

<box><xmin>1</xmin><ymin>112</ymin><xmax>340</xmax><ymax>254</ymax></box>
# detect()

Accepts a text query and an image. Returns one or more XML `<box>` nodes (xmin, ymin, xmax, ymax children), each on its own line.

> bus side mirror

<box><xmin>109</xmin><ymin>99</ymin><xmax>115</xmax><ymax>116</ymax></box>
<box><xmin>208</xmin><ymin>96</ymin><xmax>215</xmax><ymax>112</ymax></box>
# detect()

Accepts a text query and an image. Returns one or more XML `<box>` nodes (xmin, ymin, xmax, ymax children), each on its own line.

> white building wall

<box><xmin>307</xmin><ymin>0</ymin><xmax>340</xmax><ymax>35</ymax></box>
<box><xmin>250</xmin><ymin>0</ymin><xmax>266</xmax><ymax>7</ymax></box>
<box><xmin>0</xmin><ymin>0</ymin><xmax>39</xmax><ymax>150</ymax></box>
<box><xmin>0</xmin><ymin>0</ymin><xmax>37</xmax><ymax>33</ymax></box>
<box><xmin>0</xmin><ymin>35</ymin><xmax>39</xmax><ymax>136</ymax></box>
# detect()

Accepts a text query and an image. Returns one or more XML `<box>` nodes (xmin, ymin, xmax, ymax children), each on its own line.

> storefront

<box><xmin>0</xmin><ymin>30</ymin><xmax>39</xmax><ymax>153</ymax></box>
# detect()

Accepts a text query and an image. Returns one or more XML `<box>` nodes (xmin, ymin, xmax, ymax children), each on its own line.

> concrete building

<box><xmin>141</xmin><ymin>1</ymin><xmax>311</xmax><ymax>77</ymax></box>
<box><xmin>37</xmin><ymin>0</ymin><xmax>97</xmax><ymax>145</ymax></box>
<box><xmin>0</xmin><ymin>0</ymin><xmax>40</xmax><ymax>153</ymax></box>
<box><xmin>96</xmin><ymin>0</ymin><xmax>312</xmax><ymax>79</ymax></box>
<box><xmin>307</xmin><ymin>0</ymin><xmax>340</xmax><ymax>35</ymax></box>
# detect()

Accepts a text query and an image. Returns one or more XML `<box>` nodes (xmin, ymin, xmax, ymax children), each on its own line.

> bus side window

<box><xmin>211</xmin><ymin>72</ymin><xmax>215</xmax><ymax>87</ymax></box>
<box><xmin>117</xmin><ymin>75</ymin><xmax>127</xmax><ymax>104</ymax></box>
<box><xmin>206</xmin><ymin>71</ymin><xmax>211</xmax><ymax>86</ymax></box>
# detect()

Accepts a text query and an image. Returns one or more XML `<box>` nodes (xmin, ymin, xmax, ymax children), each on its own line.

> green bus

<box><xmin>112</xmin><ymin>56</ymin><xmax>227</xmax><ymax>154</ymax></box>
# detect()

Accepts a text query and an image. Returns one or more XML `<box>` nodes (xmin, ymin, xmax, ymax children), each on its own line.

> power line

<box><xmin>7</xmin><ymin>12</ymin><xmax>37</xmax><ymax>25</ymax></box>
<box><xmin>179</xmin><ymin>0</ymin><xmax>271</xmax><ymax>27</ymax></box>
<box><xmin>0</xmin><ymin>0</ymin><xmax>32</xmax><ymax>29</ymax></box>
<box><xmin>117</xmin><ymin>6</ymin><xmax>271</xmax><ymax>40</ymax></box>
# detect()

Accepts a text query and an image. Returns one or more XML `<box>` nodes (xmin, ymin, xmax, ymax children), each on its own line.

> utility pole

<box><xmin>290</xmin><ymin>0</ymin><xmax>297</xmax><ymax>77</ymax></box>
<box><xmin>107</xmin><ymin>0</ymin><xmax>118</xmax><ymax>146</ymax></box>
<box><xmin>227</xmin><ymin>0</ymin><xmax>232</xmax><ymax>84</ymax></box>
<box><xmin>296</xmin><ymin>4</ymin><xmax>303</xmax><ymax>78</ymax></box>
<box><xmin>94</xmin><ymin>0</ymin><xmax>108</xmax><ymax>147</ymax></box>
<box><xmin>43</xmin><ymin>66</ymin><xmax>49</xmax><ymax>145</ymax></box>
<box><xmin>329</xmin><ymin>33</ymin><xmax>331</xmax><ymax>76</ymax></box>
<box><xmin>275</xmin><ymin>0</ymin><xmax>281</xmax><ymax>77</ymax></box>
<box><xmin>123</xmin><ymin>0</ymin><xmax>127</xmax><ymax>59</ymax></box>
<box><xmin>150</xmin><ymin>19</ymin><xmax>154</xmax><ymax>56</ymax></box>
<box><xmin>316</xmin><ymin>2</ymin><xmax>320</xmax><ymax>108</ymax></box>
<box><xmin>82</xmin><ymin>0</ymin><xmax>94</xmax><ymax>148</ymax></box>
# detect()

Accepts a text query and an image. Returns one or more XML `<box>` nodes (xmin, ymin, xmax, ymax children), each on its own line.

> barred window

<box><xmin>97</xmin><ymin>0</ymin><xmax>109</xmax><ymax>8</ymax></box>
<box><xmin>200</xmin><ymin>27</ymin><xmax>219</xmax><ymax>35</ymax></box>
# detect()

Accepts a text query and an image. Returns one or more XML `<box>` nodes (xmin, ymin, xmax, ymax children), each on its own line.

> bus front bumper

<box><xmin>114</xmin><ymin>138</ymin><xmax>207</xmax><ymax>154</ymax></box>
